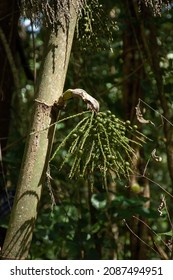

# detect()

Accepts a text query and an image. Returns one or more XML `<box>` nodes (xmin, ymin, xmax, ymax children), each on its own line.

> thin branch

<box><xmin>139</xmin><ymin>98</ymin><xmax>173</xmax><ymax>128</ymax></box>
<box><xmin>123</xmin><ymin>219</ymin><xmax>162</xmax><ymax>258</ymax></box>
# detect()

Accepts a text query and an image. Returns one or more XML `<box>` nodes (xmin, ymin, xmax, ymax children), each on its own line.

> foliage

<box><xmin>1</xmin><ymin>0</ymin><xmax>173</xmax><ymax>260</ymax></box>
<box><xmin>139</xmin><ymin>0</ymin><xmax>172</xmax><ymax>16</ymax></box>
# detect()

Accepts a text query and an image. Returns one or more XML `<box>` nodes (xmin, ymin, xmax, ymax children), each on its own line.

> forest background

<box><xmin>0</xmin><ymin>0</ymin><xmax>173</xmax><ymax>260</ymax></box>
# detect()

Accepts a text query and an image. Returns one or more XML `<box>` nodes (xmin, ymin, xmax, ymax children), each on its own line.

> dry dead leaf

<box><xmin>135</xmin><ymin>100</ymin><xmax>154</xmax><ymax>126</ymax></box>
<box><xmin>58</xmin><ymin>88</ymin><xmax>100</xmax><ymax>113</ymax></box>
<box><xmin>151</xmin><ymin>148</ymin><xmax>162</xmax><ymax>162</ymax></box>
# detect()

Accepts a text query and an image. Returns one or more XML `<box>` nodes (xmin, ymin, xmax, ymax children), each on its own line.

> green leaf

<box><xmin>91</xmin><ymin>193</ymin><xmax>107</xmax><ymax>209</ymax></box>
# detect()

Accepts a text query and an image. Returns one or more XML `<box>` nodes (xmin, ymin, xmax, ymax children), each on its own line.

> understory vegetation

<box><xmin>0</xmin><ymin>0</ymin><xmax>173</xmax><ymax>259</ymax></box>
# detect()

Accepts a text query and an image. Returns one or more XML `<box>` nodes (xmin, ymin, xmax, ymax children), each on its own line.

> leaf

<box><xmin>151</xmin><ymin>148</ymin><xmax>162</xmax><ymax>162</ymax></box>
<box><xmin>91</xmin><ymin>193</ymin><xmax>107</xmax><ymax>209</ymax></box>
<box><xmin>58</xmin><ymin>88</ymin><xmax>100</xmax><ymax>113</ymax></box>
<box><xmin>135</xmin><ymin>100</ymin><xmax>154</xmax><ymax>125</ymax></box>
<box><xmin>158</xmin><ymin>231</ymin><xmax>173</xmax><ymax>237</ymax></box>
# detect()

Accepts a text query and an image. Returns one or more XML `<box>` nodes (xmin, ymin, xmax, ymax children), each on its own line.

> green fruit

<box><xmin>72</xmin><ymin>133</ymin><xmax>78</xmax><ymax>138</ymax></box>
<box><xmin>78</xmin><ymin>129</ymin><xmax>83</xmax><ymax>135</ymax></box>
<box><xmin>107</xmin><ymin>110</ymin><xmax>111</xmax><ymax>115</ymax></box>
<box><xmin>78</xmin><ymin>150</ymin><xmax>83</xmax><ymax>155</ymax></box>
<box><xmin>131</xmin><ymin>183</ymin><xmax>141</xmax><ymax>193</ymax></box>
<box><xmin>133</xmin><ymin>125</ymin><xmax>138</xmax><ymax>130</ymax></box>
<box><xmin>92</xmin><ymin>128</ymin><xmax>97</xmax><ymax>132</ymax></box>
<box><xmin>101</xmin><ymin>112</ymin><xmax>106</xmax><ymax>117</ymax></box>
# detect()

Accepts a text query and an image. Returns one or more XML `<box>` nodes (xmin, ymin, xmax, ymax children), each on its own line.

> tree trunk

<box><xmin>1</xmin><ymin>1</ymin><xmax>78</xmax><ymax>260</ymax></box>
<box><xmin>143</xmin><ymin>9</ymin><xmax>173</xmax><ymax>187</ymax></box>
<box><xmin>122</xmin><ymin>0</ymin><xmax>150</xmax><ymax>260</ymax></box>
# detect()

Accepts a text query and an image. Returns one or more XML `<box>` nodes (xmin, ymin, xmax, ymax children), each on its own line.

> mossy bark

<box><xmin>1</xmin><ymin>1</ymin><xmax>78</xmax><ymax>259</ymax></box>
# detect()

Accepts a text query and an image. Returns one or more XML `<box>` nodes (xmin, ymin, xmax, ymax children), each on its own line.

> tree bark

<box><xmin>1</xmin><ymin>0</ymin><xmax>78</xmax><ymax>260</ymax></box>
<box><xmin>143</xmin><ymin>10</ymin><xmax>173</xmax><ymax>187</ymax></box>
<box><xmin>122</xmin><ymin>0</ymin><xmax>150</xmax><ymax>260</ymax></box>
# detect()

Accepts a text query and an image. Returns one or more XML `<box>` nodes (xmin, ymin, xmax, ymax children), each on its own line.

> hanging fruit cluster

<box><xmin>50</xmin><ymin>110</ymin><xmax>145</xmax><ymax>187</ymax></box>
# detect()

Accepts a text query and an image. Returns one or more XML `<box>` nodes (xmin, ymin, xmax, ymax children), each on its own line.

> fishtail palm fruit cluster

<box><xmin>51</xmin><ymin>110</ymin><xmax>145</xmax><ymax>188</ymax></box>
